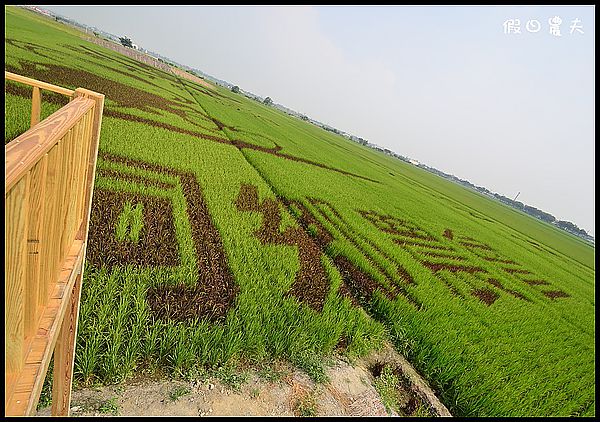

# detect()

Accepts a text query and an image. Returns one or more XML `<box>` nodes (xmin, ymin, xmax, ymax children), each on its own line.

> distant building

<box><xmin>409</xmin><ymin>159</ymin><xmax>419</xmax><ymax>166</ymax></box>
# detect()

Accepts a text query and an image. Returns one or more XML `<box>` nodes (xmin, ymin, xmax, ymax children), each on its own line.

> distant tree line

<box><xmin>119</xmin><ymin>36</ymin><xmax>133</xmax><ymax>48</ymax></box>
<box><xmin>411</xmin><ymin>163</ymin><xmax>592</xmax><ymax>241</ymax></box>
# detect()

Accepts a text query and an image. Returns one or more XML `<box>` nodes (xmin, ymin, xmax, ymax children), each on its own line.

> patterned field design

<box><xmin>88</xmin><ymin>152</ymin><xmax>238</xmax><ymax>322</ymax></box>
<box><xmin>6</xmin><ymin>8</ymin><xmax>593</xmax><ymax>415</ymax></box>
<box><xmin>359</xmin><ymin>211</ymin><xmax>570</xmax><ymax>305</ymax></box>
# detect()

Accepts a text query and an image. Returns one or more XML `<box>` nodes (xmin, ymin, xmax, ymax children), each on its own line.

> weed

<box><xmin>293</xmin><ymin>389</ymin><xmax>318</xmax><ymax>417</ymax></box>
<box><xmin>293</xmin><ymin>352</ymin><xmax>328</xmax><ymax>384</ymax></box>
<box><xmin>212</xmin><ymin>364</ymin><xmax>249</xmax><ymax>391</ymax></box>
<box><xmin>373</xmin><ymin>364</ymin><xmax>402</xmax><ymax>415</ymax></box>
<box><xmin>169</xmin><ymin>385</ymin><xmax>191</xmax><ymax>402</ymax></box>
<box><xmin>98</xmin><ymin>397</ymin><xmax>119</xmax><ymax>415</ymax></box>
<box><xmin>257</xmin><ymin>364</ymin><xmax>289</xmax><ymax>383</ymax></box>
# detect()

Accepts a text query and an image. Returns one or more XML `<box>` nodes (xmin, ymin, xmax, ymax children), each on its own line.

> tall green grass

<box><xmin>5</xmin><ymin>5</ymin><xmax>594</xmax><ymax>417</ymax></box>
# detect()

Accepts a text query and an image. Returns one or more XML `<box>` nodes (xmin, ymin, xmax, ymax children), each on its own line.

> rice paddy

<box><xmin>4</xmin><ymin>6</ymin><xmax>595</xmax><ymax>417</ymax></box>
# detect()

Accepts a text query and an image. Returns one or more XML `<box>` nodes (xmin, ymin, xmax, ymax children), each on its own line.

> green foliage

<box><xmin>212</xmin><ymin>363</ymin><xmax>249</xmax><ymax>391</ymax></box>
<box><xmin>257</xmin><ymin>364</ymin><xmax>289</xmax><ymax>382</ymax></box>
<box><xmin>115</xmin><ymin>201</ymin><xmax>144</xmax><ymax>243</ymax></box>
<box><xmin>98</xmin><ymin>397</ymin><xmax>119</xmax><ymax>415</ymax></box>
<box><xmin>36</xmin><ymin>359</ymin><xmax>54</xmax><ymax>410</ymax></box>
<box><xmin>292</xmin><ymin>351</ymin><xmax>328</xmax><ymax>384</ymax></box>
<box><xmin>169</xmin><ymin>385</ymin><xmax>191</xmax><ymax>402</ymax></box>
<box><xmin>374</xmin><ymin>364</ymin><xmax>402</xmax><ymax>414</ymax></box>
<box><xmin>5</xmin><ymin>6</ymin><xmax>594</xmax><ymax>418</ymax></box>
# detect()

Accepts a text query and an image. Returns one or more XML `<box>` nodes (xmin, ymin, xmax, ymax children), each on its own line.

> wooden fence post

<box><xmin>50</xmin><ymin>269</ymin><xmax>82</xmax><ymax>416</ymax></box>
<box><xmin>30</xmin><ymin>87</ymin><xmax>41</xmax><ymax>128</ymax></box>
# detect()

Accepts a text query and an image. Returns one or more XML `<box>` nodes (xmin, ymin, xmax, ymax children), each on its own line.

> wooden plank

<box><xmin>24</xmin><ymin>156</ymin><xmax>48</xmax><ymax>340</ymax></box>
<box><xmin>30</xmin><ymin>87</ymin><xmax>41</xmax><ymax>128</ymax></box>
<box><xmin>5</xmin><ymin>96</ymin><xmax>94</xmax><ymax>194</ymax></box>
<box><xmin>75</xmin><ymin>110</ymin><xmax>93</xmax><ymax>225</ymax></box>
<box><xmin>75</xmin><ymin>111</ymin><xmax>92</xmax><ymax>237</ymax></box>
<box><xmin>38</xmin><ymin>145</ymin><xmax>61</xmax><ymax>309</ymax></box>
<box><xmin>51</xmin><ymin>271</ymin><xmax>82</xmax><ymax>416</ymax></box>
<box><xmin>5</xmin><ymin>176</ymin><xmax>30</xmax><ymax>403</ymax></box>
<box><xmin>5</xmin><ymin>240</ymin><xmax>84</xmax><ymax>416</ymax></box>
<box><xmin>71</xmin><ymin>112</ymin><xmax>85</xmax><ymax>233</ymax></box>
<box><xmin>55</xmin><ymin>130</ymin><xmax>72</xmax><ymax>269</ymax></box>
<box><xmin>5</xmin><ymin>71</ymin><xmax>75</xmax><ymax>97</ymax></box>
<box><xmin>61</xmin><ymin>118</ymin><xmax>79</xmax><ymax>261</ymax></box>
<box><xmin>74</xmin><ymin>89</ymin><xmax>104</xmax><ymax>241</ymax></box>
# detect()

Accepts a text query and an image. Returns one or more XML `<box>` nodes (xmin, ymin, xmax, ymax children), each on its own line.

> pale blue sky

<box><xmin>41</xmin><ymin>5</ymin><xmax>595</xmax><ymax>235</ymax></box>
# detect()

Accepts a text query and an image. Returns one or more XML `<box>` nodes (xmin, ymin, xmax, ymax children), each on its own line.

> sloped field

<box><xmin>5</xmin><ymin>6</ymin><xmax>595</xmax><ymax>417</ymax></box>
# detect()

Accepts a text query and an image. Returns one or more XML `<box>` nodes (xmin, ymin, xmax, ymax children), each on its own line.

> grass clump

<box><xmin>98</xmin><ymin>397</ymin><xmax>119</xmax><ymax>415</ymax></box>
<box><xmin>373</xmin><ymin>363</ymin><xmax>403</xmax><ymax>415</ymax></box>
<box><xmin>169</xmin><ymin>385</ymin><xmax>191</xmax><ymax>402</ymax></box>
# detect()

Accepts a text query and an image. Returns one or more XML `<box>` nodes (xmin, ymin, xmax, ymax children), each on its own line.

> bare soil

<box><xmin>37</xmin><ymin>344</ymin><xmax>450</xmax><ymax>417</ymax></box>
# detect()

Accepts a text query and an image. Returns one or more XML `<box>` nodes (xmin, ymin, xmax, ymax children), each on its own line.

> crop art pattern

<box><xmin>235</xmin><ymin>184</ymin><xmax>423</xmax><ymax>311</ymax></box>
<box><xmin>360</xmin><ymin>211</ymin><xmax>570</xmax><ymax>305</ymax></box>
<box><xmin>88</xmin><ymin>152</ymin><xmax>238</xmax><ymax>322</ymax></box>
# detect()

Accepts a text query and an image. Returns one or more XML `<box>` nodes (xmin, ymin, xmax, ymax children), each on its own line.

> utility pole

<box><xmin>513</xmin><ymin>191</ymin><xmax>520</xmax><ymax>201</ymax></box>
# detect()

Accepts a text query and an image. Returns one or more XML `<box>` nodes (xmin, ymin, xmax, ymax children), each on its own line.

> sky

<box><xmin>42</xmin><ymin>5</ymin><xmax>595</xmax><ymax>236</ymax></box>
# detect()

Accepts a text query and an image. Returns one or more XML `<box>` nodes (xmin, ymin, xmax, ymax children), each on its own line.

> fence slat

<box><xmin>30</xmin><ymin>87</ymin><xmax>41</xmax><ymax>128</ymax></box>
<box><xmin>62</xmin><ymin>122</ymin><xmax>78</xmax><ymax>258</ymax></box>
<box><xmin>25</xmin><ymin>157</ymin><xmax>48</xmax><ymax>340</ymax></box>
<box><xmin>74</xmin><ymin>89</ymin><xmax>104</xmax><ymax>241</ymax></box>
<box><xmin>5</xmin><ymin>175</ymin><xmax>30</xmax><ymax>400</ymax></box>
<box><xmin>38</xmin><ymin>145</ymin><xmax>61</xmax><ymax>309</ymax></box>
<box><xmin>51</xmin><ymin>270</ymin><xmax>82</xmax><ymax>416</ymax></box>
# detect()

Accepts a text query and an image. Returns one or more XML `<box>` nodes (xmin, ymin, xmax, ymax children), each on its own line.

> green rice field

<box><xmin>4</xmin><ymin>6</ymin><xmax>595</xmax><ymax>417</ymax></box>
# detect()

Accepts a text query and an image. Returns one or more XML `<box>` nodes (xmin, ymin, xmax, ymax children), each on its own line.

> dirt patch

<box><xmin>502</xmin><ymin>268</ymin><xmax>532</xmax><ymax>275</ymax></box>
<box><xmin>420</xmin><ymin>251</ymin><xmax>467</xmax><ymax>261</ymax></box>
<box><xmin>5</xmin><ymin>80</ymin><xmax>70</xmax><ymax>107</ymax></box>
<box><xmin>481</xmin><ymin>256</ymin><xmax>517</xmax><ymax>265</ymax></box>
<box><xmin>6</xmin><ymin>60</ymin><xmax>190</xmax><ymax>118</ymax></box>
<box><xmin>334</xmin><ymin>255</ymin><xmax>397</xmax><ymax>304</ymax></box>
<box><xmin>6</xmin><ymin>37</ymin><xmax>64</xmax><ymax>60</ymax></box>
<box><xmin>37</xmin><ymin>346</ymin><xmax>449</xmax><ymax>417</ymax></box>
<box><xmin>442</xmin><ymin>228</ymin><xmax>454</xmax><ymax>240</ymax></box>
<box><xmin>308</xmin><ymin>198</ymin><xmax>414</xmax><ymax>286</ymax></box>
<box><xmin>393</xmin><ymin>239</ymin><xmax>454</xmax><ymax>251</ymax></box>
<box><xmin>459</xmin><ymin>241</ymin><xmax>493</xmax><ymax>251</ymax></box>
<box><xmin>522</xmin><ymin>279</ymin><xmax>550</xmax><ymax>286</ymax></box>
<box><xmin>485</xmin><ymin>278</ymin><xmax>529</xmax><ymax>301</ymax></box>
<box><xmin>468</xmin><ymin>211</ymin><xmax>494</xmax><ymax>223</ymax></box>
<box><xmin>359</xmin><ymin>211</ymin><xmax>435</xmax><ymax>241</ymax></box>
<box><xmin>96</xmin><ymin>168</ymin><xmax>176</xmax><ymax>190</ymax></box>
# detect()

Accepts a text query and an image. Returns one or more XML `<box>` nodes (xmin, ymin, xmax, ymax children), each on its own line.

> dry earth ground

<box><xmin>37</xmin><ymin>343</ymin><xmax>450</xmax><ymax>417</ymax></box>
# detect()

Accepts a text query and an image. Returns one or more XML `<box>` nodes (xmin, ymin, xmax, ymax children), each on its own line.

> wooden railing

<box><xmin>5</xmin><ymin>71</ymin><xmax>104</xmax><ymax>416</ymax></box>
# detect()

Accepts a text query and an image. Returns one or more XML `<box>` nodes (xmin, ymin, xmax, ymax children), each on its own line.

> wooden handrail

<box><xmin>5</xmin><ymin>96</ymin><xmax>95</xmax><ymax>194</ymax></box>
<box><xmin>5</xmin><ymin>75</ymin><xmax>104</xmax><ymax>417</ymax></box>
<box><xmin>5</xmin><ymin>71</ymin><xmax>75</xmax><ymax>97</ymax></box>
